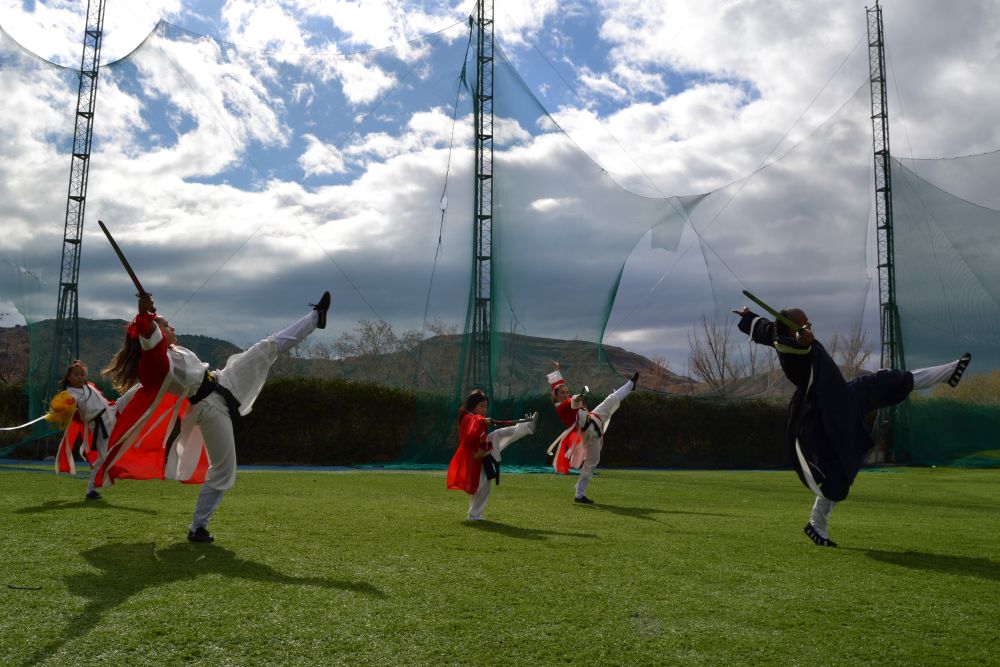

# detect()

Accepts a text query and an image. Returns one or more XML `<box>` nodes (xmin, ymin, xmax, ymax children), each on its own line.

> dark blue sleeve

<box><xmin>737</xmin><ymin>311</ymin><xmax>775</xmax><ymax>346</ymax></box>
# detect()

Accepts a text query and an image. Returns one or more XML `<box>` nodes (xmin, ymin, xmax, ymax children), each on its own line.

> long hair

<box><xmin>458</xmin><ymin>389</ymin><xmax>488</xmax><ymax>422</ymax></box>
<box><xmin>102</xmin><ymin>333</ymin><xmax>143</xmax><ymax>394</ymax></box>
<box><xmin>58</xmin><ymin>360</ymin><xmax>87</xmax><ymax>390</ymax></box>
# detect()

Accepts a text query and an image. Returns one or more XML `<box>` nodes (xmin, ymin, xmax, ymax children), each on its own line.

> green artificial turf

<box><xmin>1</xmin><ymin>466</ymin><xmax>997</xmax><ymax>666</ymax></box>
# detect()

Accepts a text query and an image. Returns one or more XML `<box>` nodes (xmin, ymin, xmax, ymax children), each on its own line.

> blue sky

<box><xmin>1</xmin><ymin>0</ymin><xmax>998</xmax><ymax>375</ymax></box>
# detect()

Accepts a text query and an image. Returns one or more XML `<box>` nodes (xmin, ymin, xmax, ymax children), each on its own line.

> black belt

<box><xmin>582</xmin><ymin>415</ymin><xmax>601</xmax><ymax>435</ymax></box>
<box><xmin>90</xmin><ymin>409</ymin><xmax>108</xmax><ymax>440</ymax></box>
<box><xmin>482</xmin><ymin>454</ymin><xmax>500</xmax><ymax>485</ymax></box>
<box><xmin>189</xmin><ymin>371</ymin><xmax>244</xmax><ymax>434</ymax></box>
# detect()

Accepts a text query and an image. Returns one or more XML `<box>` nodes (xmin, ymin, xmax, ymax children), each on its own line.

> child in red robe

<box><xmin>447</xmin><ymin>390</ymin><xmax>537</xmax><ymax>520</ymax></box>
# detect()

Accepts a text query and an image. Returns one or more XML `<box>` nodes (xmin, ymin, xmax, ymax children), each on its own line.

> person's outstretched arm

<box><xmin>733</xmin><ymin>306</ymin><xmax>775</xmax><ymax>346</ymax></box>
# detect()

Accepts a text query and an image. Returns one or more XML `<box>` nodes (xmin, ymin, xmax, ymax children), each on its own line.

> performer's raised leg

<box><xmin>214</xmin><ymin>292</ymin><xmax>330</xmax><ymax>412</ymax></box>
<box><xmin>488</xmin><ymin>412</ymin><xmax>539</xmax><ymax>455</ymax></box>
<box><xmin>589</xmin><ymin>374</ymin><xmax>637</xmax><ymax>425</ymax></box>
<box><xmin>912</xmin><ymin>353</ymin><xmax>972</xmax><ymax>389</ymax></box>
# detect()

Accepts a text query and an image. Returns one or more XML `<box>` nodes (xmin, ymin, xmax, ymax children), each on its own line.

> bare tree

<box><xmin>268</xmin><ymin>337</ymin><xmax>313</xmax><ymax>379</ymax></box>
<box><xmin>425</xmin><ymin>318</ymin><xmax>459</xmax><ymax>337</ymax></box>
<box><xmin>330</xmin><ymin>318</ymin><xmax>464</xmax><ymax>389</ymax></box>
<box><xmin>648</xmin><ymin>354</ymin><xmax>671</xmax><ymax>391</ymax></box>
<box><xmin>334</xmin><ymin>319</ymin><xmax>400</xmax><ymax>358</ymax></box>
<box><xmin>688</xmin><ymin>316</ymin><xmax>737</xmax><ymax>391</ymax></box>
<box><xmin>413</xmin><ymin>319</ymin><xmax>461</xmax><ymax>392</ymax></box>
<box><xmin>829</xmin><ymin>321</ymin><xmax>873</xmax><ymax>379</ymax></box>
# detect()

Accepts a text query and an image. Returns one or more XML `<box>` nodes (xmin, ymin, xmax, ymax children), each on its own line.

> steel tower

<box><xmin>469</xmin><ymin>0</ymin><xmax>494</xmax><ymax>396</ymax></box>
<box><xmin>47</xmin><ymin>0</ymin><xmax>108</xmax><ymax>397</ymax></box>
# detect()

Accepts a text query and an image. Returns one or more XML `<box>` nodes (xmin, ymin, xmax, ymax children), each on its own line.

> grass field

<box><xmin>1</xmin><ymin>464</ymin><xmax>998</xmax><ymax>666</ymax></box>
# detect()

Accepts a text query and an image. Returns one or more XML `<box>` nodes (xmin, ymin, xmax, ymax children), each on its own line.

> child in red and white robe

<box><xmin>546</xmin><ymin>361</ymin><xmax>637</xmax><ymax>504</ymax></box>
<box><xmin>49</xmin><ymin>360</ymin><xmax>132</xmax><ymax>500</ymax></box>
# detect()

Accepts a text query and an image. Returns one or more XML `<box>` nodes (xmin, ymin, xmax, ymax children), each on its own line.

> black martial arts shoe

<box><xmin>574</xmin><ymin>495</ymin><xmax>595</xmax><ymax>504</ymax></box>
<box><xmin>630</xmin><ymin>371</ymin><xmax>639</xmax><ymax>387</ymax></box>
<box><xmin>85</xmin><ymin>490</ymin><xmax>102</xmax><ymax>501</ymax></box>
<box><xmin>948</xmin><ymin>352</ymin><xmax>972</xmax><ymax>387</ymax></box>
<box><xmin>803</xmin><ymin>523</ymin><xmax>837</xmax><ymax>548</ymax></box>
<box><xmin>311</xmin><ymin>291</ymin><xmax>331</xmax><ymax>329</ymax></box>
<box><xmin>187</xmin><ymin>527</ymin><xmax>215</xmax><ymax>543</ymax></box>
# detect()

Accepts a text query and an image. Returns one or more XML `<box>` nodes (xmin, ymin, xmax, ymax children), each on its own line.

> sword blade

<box><xmin>98</xmin><ymin>220</ymin><xmax>147</xmax><ymax>297</ymax></box>
<box><xmin>741</xmin><ymin>289</ymin><xmax>804</xmax><ymax>332</ymax></box>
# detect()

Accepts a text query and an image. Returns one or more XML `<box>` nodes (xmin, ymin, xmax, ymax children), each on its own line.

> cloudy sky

<box><xmin>1</xmin><ymin>0</ymin><xmax>998</xmax><ymax>376</ymax></box>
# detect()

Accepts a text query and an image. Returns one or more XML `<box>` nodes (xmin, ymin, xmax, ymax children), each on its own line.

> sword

<box><xmin>98</xmin><ymin>220</ymin><xmax>150</xmax><ymax>299</ymax></box>
<box><xmin>741</xmin><ymin>289</ymin><xmax>805</xmax><ymax>332</ymax></box>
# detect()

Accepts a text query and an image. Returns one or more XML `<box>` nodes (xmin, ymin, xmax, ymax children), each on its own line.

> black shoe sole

<box><xmin>948</xmin><ymin>352</ymin><xmax>972</xmax><ymax>387</ymax></box>
<box><xmin>312</xmin><ymin>291</ymin><xmax>331</xmax><ymax>330</ymax></box>
<box><xmin>803</xmin><ymin>523</ymin><xmax>837</xmax><ymax>547</ymax></box>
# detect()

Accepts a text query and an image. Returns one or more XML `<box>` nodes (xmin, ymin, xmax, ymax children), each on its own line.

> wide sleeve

<box><xmin>137</xmin><ymin>324</ymin><xmax>170</xmax><ymax>388</ymax></box>
<box><xmin>737</xmin><ymin>310</ymin><xmax>776</xmax><ymax>346</ymax></box>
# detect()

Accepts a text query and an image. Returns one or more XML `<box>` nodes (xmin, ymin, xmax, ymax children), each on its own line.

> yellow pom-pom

<box><xmin>45</xmin><ymin>391</ymin><xmax>78</xmax><ymax>429</ymax></box>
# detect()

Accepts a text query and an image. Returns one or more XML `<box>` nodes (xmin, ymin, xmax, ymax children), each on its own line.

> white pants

<box><xmin>575</xmin><ymin>378</ymin><xmax>634</xmax><ymax>498</ymax></box>
<box><xmin>215</xmin><ymin>310</ymin><xmax>318</xmax><ymax>414</ymax></box>
<box><xmin>575</xmin><ymin>441</ymin><xmax>602</xmax><ymax>498</ymax></box>
<box><xmin>189</xmin><ymin>309</ymin><xmax>319</xmax><ymax>531</ymax></box>
<box><xmin>910</xmin><ymin>358</ymin><xmax>963</xmax><ymax>390</ymax></box>
<box><xmin>467</xmin><ymin>419</ymin><xmax>536</xmax><ymax>520</ymax></box>
<box><xmin>809</xmin><ymin>495</ymin><xmax>836</xmax><ymax>539</ymax></box>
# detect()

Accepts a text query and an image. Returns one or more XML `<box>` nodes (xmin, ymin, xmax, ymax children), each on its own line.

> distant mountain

<box><xmin>1</xmin><ymin>319</ymin><xmax>695</xmax><ymax>396</ymax></box>
<box><xmin>267</xmin><ymin>331</ymin><xmax>694</xmax><ymax>396</ymax></box>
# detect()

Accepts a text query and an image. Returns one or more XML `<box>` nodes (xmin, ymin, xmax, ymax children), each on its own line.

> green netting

<box><xmin>1</xmin><ymin>14</ymin><xmax>997</xmax><ymax>468</ymax></box>
<box><xmin>0</xmin><ymin>24</ymin><xmax>80</xmax><ymax>453</ymax></box>
<box><xmin>892</xmin><ymin>154</ymin><xmax>1000</xmax><ymax>465</ymax></box>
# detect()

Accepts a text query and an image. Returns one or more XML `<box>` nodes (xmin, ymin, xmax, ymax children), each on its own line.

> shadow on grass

<box><xmin>27</xmin><ymin>541</ymin><xmax>385</xmax><ymax>666</ymax></box>
<box><xmin>463</xmin><ymin>520</ymin><xmax>596</xmax><ymax>541</ymax></box>
<box><xmin>574</xmin><ymin>502</ymin><xmax>729</xmax><ymax>523</ymax></box>
<box><xmin>14</xmin><ymin>499</ymin><xmax>157</xmax><ymax>516</ymax></box>
<box><xmin>849</xmin><ymin>548</ymin><xmax>1000</xmax><ymax>582</ymax></box>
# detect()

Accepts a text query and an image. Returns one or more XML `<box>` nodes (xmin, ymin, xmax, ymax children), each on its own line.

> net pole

<box><xmin>48</xmin><ymin>0</ymin><xmax>109</xmax><ymax>395</ymax></box>
<box><xmin>469</xmin><ymin>0</ymin><xmax>495</xmax><ymax>399</ymax></box>
<box><xmin>867</xmin><ymin>0</ymin><xmax>907</xmax><ymax>459</ymax></box>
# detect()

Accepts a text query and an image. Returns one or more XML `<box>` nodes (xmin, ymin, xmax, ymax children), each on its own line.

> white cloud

<box><xmin>529</xmin><ymin>197</ymin><xmax>577</xmax><ymax>213</ymax></box>
<box><xmin>298</xmin><ymin>133</ymin><xmax>347</xmax><ymax>177</ymax></box>
<box><xmin>314</xmin><ymin>54</ymin><xmax>398</xmax><ymax>106</ymax></box>
<box><xmin>577</xmin><ymin>66</ymin><xmax>628</xmax><ymax>102</ymax></box>
<box><xmin>2</xmin><ymin>0</ymin><xmax>999</xmax><ymax>371</ymax></box>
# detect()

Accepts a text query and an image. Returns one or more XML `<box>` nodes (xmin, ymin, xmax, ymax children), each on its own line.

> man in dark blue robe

<box><xmin>734</xmin><ymin>305</ymin><xmax>970</xmax><ymax>547</ymax></box>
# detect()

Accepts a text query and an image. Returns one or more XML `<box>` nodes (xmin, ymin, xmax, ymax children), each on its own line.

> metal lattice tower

<box><xmin>469</xmin><ymin>0</ymin><xmax>494</xmax><ymax>396</ymax></box>
<box><xmin>867</xmin><ymin>1</ymin><xmax>903</xmax><ymax>372</ymax></box>
<box><xmin>47</xmin><ymin>0</ymin><xmax>108</xmax><ymax>396</ymax></box>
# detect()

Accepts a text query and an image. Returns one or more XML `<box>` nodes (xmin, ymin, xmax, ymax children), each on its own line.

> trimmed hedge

<box><xmin>603</xmin><ymin>393</ymin><xmax>788</xmax><ymax>469</ymax></box>
<box><xmin>1</xmin><ymin>378</ymin><xmax>791</xmax><ymax>468</ymax></box>
<box><xmin>0</xmin><ymin>384</ymin><xmax>29</xmax><ymax>446</ymax></box>
<box><xmin>240</xmin><ymin>377</ymin><xmax>418</xmax><ymax>465</ymax></box>
<box><xmin>241</xmin><ymin>378</ymin><xmax>790</xmax><ymax>468</ymax></box>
